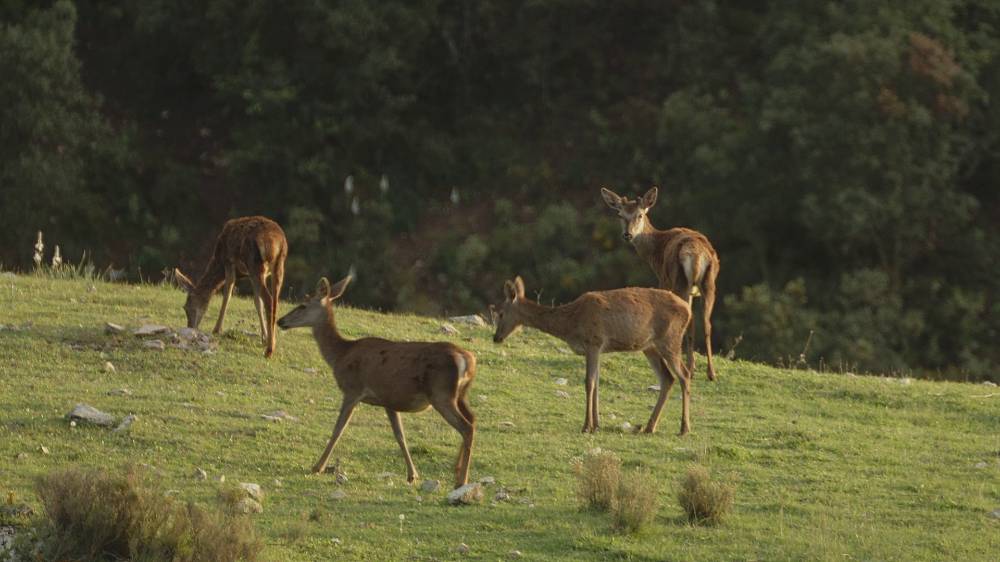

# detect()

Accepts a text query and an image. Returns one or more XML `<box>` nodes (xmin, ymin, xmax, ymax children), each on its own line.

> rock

<box><xmin>234</xmin><ymin>498</ymin><xmax>263</xmax><ymax>514</ymax></box>
<box><xmin>449</xmin><ymin>314</ymin><xmax>487</xmax><ymax>327</ymax></box>
<box><xmin>217</xmin><ymin>475</ymin><xmax>226</xmax><ymax>483</ymax></box>
<box><xmin>69</xmin><ymin>420</ymin><xmax>76</xmax><ymax>428</ymax></box>
<box><xmin>440</xmin><ymin>323</ymin><xmax>460</xmax><ymax>335</ymax></box>
<box><xmin>331</xmin><ymin>537</ymin><xmax>342</xmax><ymax>545</ymax></box>
<box><xmin>479</xmin><ymin>476</ymin><xmax>496</xmax><ymax>485</ymax></box>
<box><xmin>261</xmin><ymin>410</ymin><xmax>299</xmax><ymax>422</ymax></box>
<box><xmin>330</xmin><ymin>490</ymin><xmax>348</xmax><ymax>500</ymax></box>
<box><xmin>15</xmin><ymin>452</ymin><xmax>28</xmax><ymax>461</ymax></box>
<box><xmin>133</xmin><ymin>324</ymin><xmax>170</xmax><ymax>336</ymax></box>
<box><xmin>378</xmin><ymin>472</ymin><xmax>395</xmax><ymax>479</ymax></box>
<box><xmin>39</xmin><ymin>445</ymin><xmax>50</xmax><ymax>455</ymax></box>
<box><xmin>494</xmin><ymin>488</ymin><xmax>511</xmax><ymax>502</ymax></box>
<box><xmin>273</xmin><ymin>479</ymin><xmax>283</xmax><ymax>488</ymax></box>
<box><xmin>555</xmin><ymin>390</ymin><xmax>570</xmax><ymax>399</ymax></box>
<box><xmin>143</xmin><ymin>339</ymin><xmax>166</xmax><ymax>350</ymax></box>
<box><xmin>447</xmin><ymin>483</ymin><xmax>483</xmax><ymax>505</ymax></box>
<box><xmin>335</xmin><ymin>472</ymin><xmax>349</xmax><ymax>485</ymax></box>
<box><xmin>897</xmin><ymin>377</ymin><xmax>912</xmax><ymax>385</ymax></box>
<box><xmin>177</xmin><ymin>327</ymin><xmax>200</xmax><ymax>339</ymax></box>
<box><xmin>303</xmin><ymin>367</ymin><xmax>318</xmax><ymax>375</ymax></box>
<box><xmin>67</xmin><ymin>403</ymin><xmax>116</xmax><ymax>427</ymax></box>
<box><xmin>647</xmin><ymin>384</ymin><xmax>661</xmax><ymax>392</ymax></box>
<box><xmin>420</xmin><ymin>480</ymin><xmax>440</xmax><ymax>493</ymax></box>
<box><xmin>456</xmin><ymin>543</ymin><xmax>470</xmax><ymax>554</ymax></box>
<box><xmin>990</xmin><ymin>508</ymin><xmax>1000</xmax><ymax>519</ymax></box>
<box><xmin>554</xmin><ymin>378</ymin><xmax>568</xmax><ymax>386</ymax></box>
<box><xmin>114</xmin><ymin>414</ymin><xmax>137</xmax><ymax>433</ymax></box>
<box><xmin>509</xmin><ymin>550</ymin><xmax>523</xmax><ymax>559</ymax></box>
<box><xmin>975</xmin><ymin>462</ymin><xmax>989</xmax><ymax>469</ymax></box>
<box><xmin>194</xmin><ymin>468</ymin><xmax>208</xmax><ymax>480</ymax></box>
<box><xmin>498</xmin><ymin>421</ymin><xmax>516</xmax><ymax>430</ymax></box>
<box><xmin>239</xmin><ymin>483</ymin><xmax>264</xmax><ymax>501</ymax></box>
<box><xmin>620</xmin><ymin>421</ymin><xmax>633</xmax><ymax>432</ymax></box>
<box><xmin>103</xmin><ymin>361</ymin><xmax>116</xmax><ymax>373</ymax></box>
<box><xmin>477</xmin><ymin>394</ymin><xmax>488</xmax><ymax>403</ymax></box>
<box><xmin>105</xmin><ymin>322</ymin><xmax>125</xmax><ymax>335</ymax></box>
<box><xmin>983</xmin><ymin>381</ymin><xmax>997</xmax><ymax>387</ymax></box>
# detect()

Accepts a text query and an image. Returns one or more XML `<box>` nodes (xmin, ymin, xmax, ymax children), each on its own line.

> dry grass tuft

<box><xmin>34</xmin><ymin>465</ymin><xmax>262</xmax><ymax>561</ymax></box>
<box><xmin>677</xmin><ymin>464</ymin><xmax>735</xmax><ymax>525</ymax></box>
<box><xmin>611</xmin><ymin>469</ymin><xmax>659</xmax><ymax>533</ymax></box>
<box><xmin>574</xmin><ymin>449</ymin><xmax>621</xmax><ymax>511</ymax></box>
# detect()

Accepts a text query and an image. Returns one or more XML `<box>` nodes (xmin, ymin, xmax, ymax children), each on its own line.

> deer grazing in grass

<box><xmin>492</xmin><ymin>276</ymin><xmax>694</xmax><ymax>435</ymax></box>
<box><xmin>277</xmin><ymin>276</ymin><xmax>478</xmax><ymax>488</ymax></box>
<box><xmin>601</xmin><ymin>187</ymin><xmax>720</xmax><ymax>381</ymax></box>
<box><xmin>173</xmin><ymin>216</ymin><xmax>287</xmax><ymax>358</ymax></box>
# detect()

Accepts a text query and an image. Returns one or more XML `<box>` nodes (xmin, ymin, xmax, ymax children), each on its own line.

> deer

<box><xmin>173</xmin><ymin>216</ymin><xmax>287</xmax><ymax>358</ymax></box>
<box><xmin>601</xmin><ymin>186</ymin><xmax>720</xmax><ymax>382</ymax></box>
<box><xmin>492</xmin><ymin>276</ymin><xmax>694</xmax><ymax>435</ymax></box>
<box><xmin>277</xmin><ymin>276</ymin><xmax>478</xmax><ymax>489</ymax></box>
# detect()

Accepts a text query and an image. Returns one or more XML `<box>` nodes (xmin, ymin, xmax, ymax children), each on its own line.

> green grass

<box><xmin>1</xmin><ymin>273</ymin><xmax>999</xmax><ymax>561</ymax></box>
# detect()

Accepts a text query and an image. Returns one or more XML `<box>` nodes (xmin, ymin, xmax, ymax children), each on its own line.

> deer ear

<box><xmin>503</xmin><ymin>280</ymin><xmax>517</xmax><ymax>302</ymax></box>
<box><xmin>641</xmin><ymin>186</ymin><xmax>658</xmax><ymax>209</ymax></box>
<box><xmin>513</xmin><ymin>276</ymin><xmax>526</xmax><ymax>299</ymax></box>
<box><xmin>328</xmin><ymin>275</ymin><xmax>352</xmax><ymax>300</ymax></box>
<box><xmin>600</xmin><ymin>187</ymin><xmax>623</xmax><ymax>210</ymax></box>
<box><xmin>173</xmin><ymin>268</ymin><xmax>195</xmax><ymax>293</ymax></box>
<box><xmin>316</xmin><ymin>277</ymin><xmax>331</xmax><ymax>298</ymax></box>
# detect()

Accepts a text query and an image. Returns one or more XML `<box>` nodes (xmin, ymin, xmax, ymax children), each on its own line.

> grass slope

<box><xmin>1</xmin><ymin>274</ymin><xmax>998</xmax><ymax>561</ymax></box>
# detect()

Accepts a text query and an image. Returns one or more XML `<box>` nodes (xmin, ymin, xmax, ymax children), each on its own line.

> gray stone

<box><xmin>239</xmin><ymin>483</ymin><xmax>264</xmax><ymax>501</ymax></box>
<box><xmin>303</xmin><ymin>367</ymin><xmax>318</xmax><ymax>375</ymax></box>
<box><xmin>105</xmin><ymin>322</ymin><xmax>125</xmax><ymax>335</ymax></box>
<box><xmin>194</xmin><ymin>468</ymin><xmax>208</xmax><ymax>480</ymax></box>
<box><xmin>620</xmin><ymin>421</ymin><xmax>633</xmax><ymax>432</ymax></box>
<box><xmin>420</xmin><ymin>480</ymin><xmax>440</xmax><ymax>493</ymax></box>
<box><xmin>39</xmin><ymin>446</ymin><xmax>50</xmax><ymax>455</ymax></box>
<box><xmin>647</xmin><ymin>385</ymin><xmax>661</xmax><ymax>392</ymax></box>
<box><xmin>554</xmin><ymin>378</ymin><xmax>568</xmax><ymax>386</ymax></box>
<box><xmin>990</xmin><ymin>508</ymin><xmax>1000</xmax><ymax>519</ymax></box>
<box><xmin>479</xmin><ymin>476</ymin><xmax>496</xmax><ymax>485</ymax></box>
<box><xmin>261</xmin><ymin>410</ymin><xmax>298</xmax><ymax>422</ymax></box>
<box><xmin>143</xmin><ymin>339</ymin><xmax>166</xmax><ymax>350</ymax></box>
<box><xmin>114</xmin><ymin>414</ymin><xmax>138</xmax><ymax>433</ymax></box>
<box><xmin>330</xmin><ymin>490</ymin><xmax>348</xmax><ymax>500</ymax></box>
<box><xmin>335</xmin><ymin>472</ymin><xmax>349</xmax><ymax>485</ymax></box>
<box><xmin>447</xmin><ymin>483</ymin><xmax>483</xmax><ymax>505</ymax></box>
<box><xmin>494</xmin><ymin>488</ymin><xmax>511</xmax><ymax>502</ymax></box>
<box><xmin>975</xmin><ymin>461</ymin><xmax>989</xmax><ymax>469</ymax></box>
<box><xmin>456</xmin><ymin>543</ymin><xmax>470</xmax><ymax>554</ymax></box>
<box><xmin>555</xmin><ymin>390</ymin><xmax>570</xmax><ymax>399</ymax></box>
<box><xmin>448</xmin><ymin>314</ymin><xmax>487</xmax><ymax>327</ymax></box>
<box><xmin>133</xmin><ymin>324</ymin><xmax>170</xmax><ymax>336</ymax></box>
<box><xmin>983</xmin><ymin>381</ymin><xmax>997</xmax><ymax>387</ymax></box>
<box><xmin>67</xmin><ymin>403</ymin><xmax>116</xmax><ymax>427</ymax></box>
<box><xmin>440</xmin><ymin>323</ymin><xmax>460</xmax><ymax>335</ymax></box>
<box><xmin>15</xmin><ymin>452</ymin><xmax>28</xmax><ymax>461</ymax></box>
<box><xmin>103</xmin><ymin>361</ymin><xmax>116</xmax><ymax>373</ymax></box>
<box><xmin>509</xmin><ymin>550</ymin><xmax>523</xmax><ymax>559</ymax></box>
<box><xmin>234</xmin><ymin>498</ymin><xmax>263</xmax><ymax>514</ymax></box>
<box><xmin>107</xmin><ymin>388</ymin><xmax>132</xmax><ymax>396</ymax></box>
<box><xmin>498</xmin><ymin>421</ymin><xmax>516</xmax><ymax>430</ymax></box>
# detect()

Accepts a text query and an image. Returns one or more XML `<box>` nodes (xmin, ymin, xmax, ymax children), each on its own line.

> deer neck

<box><xmin>312</xmin><ymin>306</ymin><xmax>352</xmax><ymax>366</ymax></box>
<box><xmin>630</xmin><ymin>218</ymin><xmax>662</xmax><ymax>261</ymax></box>
<box><xmin>194</xmin><ymin>256</ymin><xmax>226</xmax><ymax>296</ymax></box>
<box><xmin>516</xmin><ymin>299</ymin><xmax>574</xmax><ymax>342</ymax></box>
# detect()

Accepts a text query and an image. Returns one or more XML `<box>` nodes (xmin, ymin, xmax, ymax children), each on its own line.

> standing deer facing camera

<box><xmin>601</xmin><ymin>187</ymin><xmax>720</xmax><ymax>381</ymax></box>
<box><xmin>493</xmin><ymin>276</ymin><xmax>694</xmax><ymax>435</ymax></box>
<box><xmin>278</xmin><ymin>276</ymin><xmax>477</xmax><ymax>488</ymax></box>
<box><xmin>173</xmin><ymin>216</ymin><xmax>287</xmax><ymax>358</ymax></box>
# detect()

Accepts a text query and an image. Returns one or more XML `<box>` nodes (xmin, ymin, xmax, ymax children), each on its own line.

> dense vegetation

<box><xmin>1</xmin><ymin>1</ymin><xmax>998</xmax><ymax>379</ymax></box>
<box><xmin>1</xmin><ymin>275</ymin><xmax>998</xmax><ymax>560</ymax></box>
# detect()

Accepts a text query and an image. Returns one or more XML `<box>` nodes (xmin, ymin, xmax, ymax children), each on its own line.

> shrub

<box><xmin>574</xmin><ymin>449</ymin><xmax>621</xmax><ymax>511</ymax></box>
<box><xmin>33</xmin><ymin>466</ymin><xmax>262</xmax><ymax>561</ymax></box>
<box><xmin>611</xmin><ymin>469</ymin><xmax>659</xmax><ymax>533</ymax></box>
<box><xmin>677</xmin><ymin>465</ymin><xmax>734</xmax><ymax>525</ymax></box>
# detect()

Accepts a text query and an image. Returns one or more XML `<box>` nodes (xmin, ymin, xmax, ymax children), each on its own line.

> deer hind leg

<box><xmin>248</xmin><ymin>272</ymin><xmax>272</xmax><ymax>355</ymax></box>
<box><xmin>432</xmin><ymin>397</ymin><xmax>475</xmax><ymax>488</ymax></box>
<box><xmin>386</xmin><ymin>409</ymin><xmax>419</xmax><ymax>483</ymax></box>
<box><xmin>313</xmin><ymin>396</ymin><xmax>361</xmax><ymax>474</ymax></box>
<box><xmin>455</xmin><ymin>384</ymin><xmax>477</xmax><ymax>478</ymax></box>
<box><xmin>212</xmin><ymin>266</ymin><xmax>237</xmax><ymax>334</ymax></box>
<box><xmin>582</xmin><ymin>351</ymin><xmax>600</xmax><ymax>433</ymax></box>
<box><xmin>267</xmin><ymin>256</ymin><xmax>285</xmax><ymax>357</ymax></box>
<box><xmin>701</xmin><ymin>267</ymin><xmax>718</xmax><ymax>382</ymax></box>
<box><xmin>641</xmin><ymin>350</ymin><xmax>676</xmax><ymax>434</ymax></box>
<box><xmin>662</xmin><ymin>347</ymin><xmax>692</xmax><ymax>436</ymax></box>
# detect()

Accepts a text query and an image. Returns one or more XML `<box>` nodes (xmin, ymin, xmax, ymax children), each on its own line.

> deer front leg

<box><xmin>212</xmin><ymin>266</ymin><xmax>236</xmax><ymax>334</ymax></box>
<box><xmin>248</xmin><ymin>274</ymin><xmax>269</xmax><ymax>349</ymax></box>
<box><xmin>313</xmin><ymin>397</ymin><xmax>360</xmax><ymax>474</ymax></box>
<box><xmin>582</xmin><ymin>352</ymin><xmax>599</xmax><ymax>433</ymax></box>
<box><xmin>386</xmin><ymin>408</ymin><xmax>419</xmax><ymax>483</ymax></box>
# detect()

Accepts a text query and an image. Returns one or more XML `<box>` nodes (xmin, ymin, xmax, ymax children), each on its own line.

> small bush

<box><xmin>677</xmin><ymin>465</ymin><xmax>734</xmax><ymax>525</ymax></box>
<box><xmin>33</xmin><ymin>466</ymin><xmax>262</xmax><ymax>561</ymax></box>
<box><xmin>574</xmin><ymin>449</ymin><xmax>621</xmax><ymax>511</ymax></box>
<box><xmin>611</xmin><ymin>469</ymin><xmax>659</xmax><ymax>533</ymax></box>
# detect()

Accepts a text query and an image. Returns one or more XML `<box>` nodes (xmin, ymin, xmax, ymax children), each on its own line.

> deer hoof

<box><xmin>311</xmin><ymin>464</ymin><xmax>327</xmax><ymax>474</ymax></box>
<box><xmin>264</xmin><ymin>347</ymin><xmax>274</xmax><ymax>358</ymax></box>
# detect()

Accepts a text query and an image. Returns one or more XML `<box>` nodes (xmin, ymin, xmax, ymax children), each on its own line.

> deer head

<box><xmin>492</xmin><ymin>276</ymin><xmax>526</xmax><ymax>343</ymax></box>
<box><xmin>173</xmin><ymin>268</ymin><xmax>210</xmax><ymax>329</ymax></box>
<box><xmin>277</xmin><ymin>276</ymin><xmax>351</xmax><ymax>330</ymax></box>
<box><xmin>601</xmin><ymin>186</ymin><xmax>658</xmax><ymax>242</ymax></box>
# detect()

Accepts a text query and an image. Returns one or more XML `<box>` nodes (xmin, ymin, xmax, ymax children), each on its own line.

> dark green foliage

<box><xmin>0</xmin><ymin>1</ymin><xmax>998</xmax><ymax>379</ymax></box>
<box><xmin>33</xmin><ymin>465</ymin><xmax>262</xmax><ymax>561</ymax></box>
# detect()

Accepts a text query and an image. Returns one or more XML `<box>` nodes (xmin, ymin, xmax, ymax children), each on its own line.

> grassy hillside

<box><xmin>1</xmin><ymin>273</ymin><xmax>998</xmax><ymax>561</ymax></box>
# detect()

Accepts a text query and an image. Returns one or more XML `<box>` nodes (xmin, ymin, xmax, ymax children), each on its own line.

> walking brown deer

<box><xmin>492</xmin><ymin>276</ymin><xmax>694</xmax><ymax>435</ymax></box>
<box><xmin>277</xmin><ymin>276</ymin><xmax>478</xmax><ymax>488</ymax></box>
<box><xmin>601</xmin><ymin>187</ymin><xmax>720</xmax><ymax>381</ymax></box>
<box><xmin>173</xmin><ymin>216</ymin><xmax>287</xmax><ymax>358</ymax></box>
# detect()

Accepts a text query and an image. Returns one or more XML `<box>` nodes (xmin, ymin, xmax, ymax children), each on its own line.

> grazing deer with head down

<box><xmin>601</xmin><ymin>187</ymin><xmax>720</xmax><ymax>381</ymax></box>
<box><xmin>173</xmin><ymin>216</ymin><xmax>287</xmax><ymax>358</ymax></box>
<box><xmin>277</xmin><ymin>276</ymin><xmax>477</xmax><ymax>488</ymax></box>
<box><xmin>492</xmin><ymin>276</ymin><xmax>693</xmax><ymax>435</ymax></box>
